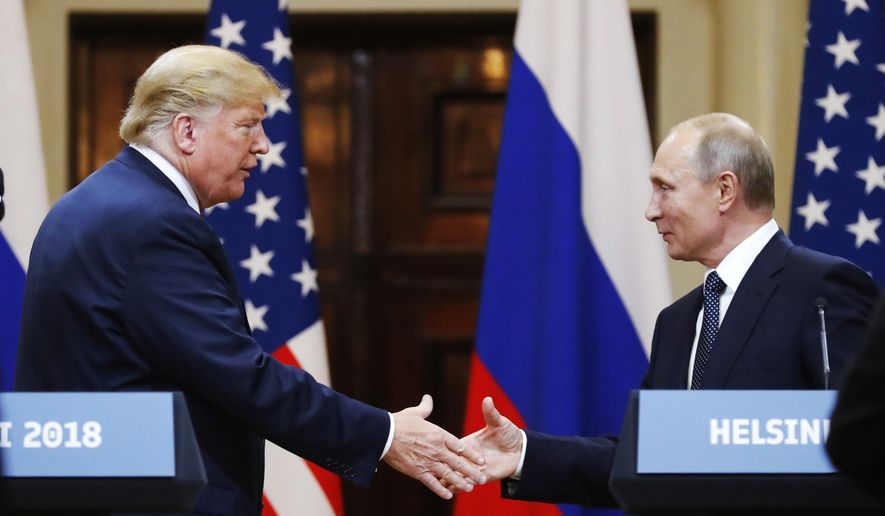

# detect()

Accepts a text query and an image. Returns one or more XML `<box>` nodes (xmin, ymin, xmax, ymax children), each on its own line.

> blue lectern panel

<box><xmin>0</xmin><ymin>392</ymin><xmax>175</xmax><ymax>477</ymax></box>
<box><xmin>638</xmin><ymin>390</ymin><xmax>836</xmax><ymax>474</ymax></box>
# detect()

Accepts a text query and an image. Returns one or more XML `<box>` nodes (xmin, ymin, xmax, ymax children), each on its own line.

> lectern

<box><xmin>609</xmin><ymin>390</ymin><xmax>885</xmax><ymax>515</ymax></box>
<box><xmin>0</xmin><ymin>392</ymin><xmax>206</xmax><ymax>513</ymax></box>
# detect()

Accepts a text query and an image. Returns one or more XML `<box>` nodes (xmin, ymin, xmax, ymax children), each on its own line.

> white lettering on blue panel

<box><xmin>709</xmin><ymin>418</ymin><xmax>829</xmax><ymax>446</ymax></box>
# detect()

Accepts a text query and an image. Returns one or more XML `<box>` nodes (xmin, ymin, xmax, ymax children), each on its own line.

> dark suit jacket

<box><xmin>504</xmin><ymin>231</ymin><xmax>878</xmax><ymax>507</ymax></box>
<box><xmin>827</xmin><ymin>293</ymin><xmax>885</xmax><ymax>487</ymax></box>
<box><xmin>15</xmin><ymin>147</ymin><xmax>390</xmax><ymax>515</ymax></box>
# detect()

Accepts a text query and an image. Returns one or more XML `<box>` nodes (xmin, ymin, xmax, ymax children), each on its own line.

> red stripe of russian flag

<box><xmin>454</xmin><ymin>352</ymin><xmax>561</xmax><ymax>516</ymax></box>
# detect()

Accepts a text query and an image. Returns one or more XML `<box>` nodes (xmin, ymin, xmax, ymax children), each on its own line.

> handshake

<box><xmin>383</xmin><ymin>395</ymin><xmax>523</xmax><ymax>499</ymax></box>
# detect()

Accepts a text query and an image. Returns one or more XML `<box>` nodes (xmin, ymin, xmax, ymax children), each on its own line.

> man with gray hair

<box><xmin>457</xmin><ymin>113</ymin><xmax>877</xmax><ymax>507</ymax></box>
<box><xmin>16</xmin><ymin>45</ymin><xmax>486</xmax><ymax>515</ymax></box>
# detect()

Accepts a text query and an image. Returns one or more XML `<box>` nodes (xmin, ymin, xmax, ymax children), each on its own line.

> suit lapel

<box><xmin>660</xmin><ymin>288</ymin><xmax>703</xmax><ymax>388</ymax></box>
<box><xmin>698</xmin><ymin>232</ymin><xmax>791</xmax><ymax>388</ymax></box>
<box><xmin>118</xmin><ymin>145</ymin><xmax>255</xmax><ymax>336</ymax></box>
<box><xmin>208</xmin><ymin>236</ymin><xmax>254</xmax><ymax>337</ymax></box>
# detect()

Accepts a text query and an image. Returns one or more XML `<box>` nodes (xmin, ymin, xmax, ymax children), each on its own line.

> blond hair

<box><xmin>673</xmin><ymin>113</ymin><xmax>775</xmax><ymax>211</ymax></box>
<box><xmin>119</xmin><ymin>45</ymin><xmax>281</xmax><ymax>146</ymax></box>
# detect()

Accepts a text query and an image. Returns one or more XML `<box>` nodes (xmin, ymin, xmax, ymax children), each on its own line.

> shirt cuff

<box><xmin>510</xmin><ymin>429</ymin><xmax>528</xmax><ymax>479</ymax></box>
<box><xmin>380</xmin><ymin>412</ymin><xmax>395</xmax><ymax>460</ymax></box>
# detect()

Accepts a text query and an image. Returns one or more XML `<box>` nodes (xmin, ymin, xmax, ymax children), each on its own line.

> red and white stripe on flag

<box><xmin>266</xmin><ymin>323</ymin><xmax>344</xmax><ymax>516</ymax></box>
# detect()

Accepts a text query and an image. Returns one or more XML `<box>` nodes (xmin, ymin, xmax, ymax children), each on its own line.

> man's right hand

<box><xmin>383</xmin><ymin>394</ymin><xmax>487</xmax><ymax>499</ymax></box>
<box><xmin>459</xmin><ymin>396</ymin><xmax>524</xmax><ymax>482</ymax></box>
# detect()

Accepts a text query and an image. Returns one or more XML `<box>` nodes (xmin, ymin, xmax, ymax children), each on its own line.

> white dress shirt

<box><xmin>129</xmin><ymin>144</ymin><xmax>397</xmax><ymax>458</ymax></box>
<box><xmin>685</xmin><ymin>219</ymin><xmax>780</xmax><ymax>387</ymax></box>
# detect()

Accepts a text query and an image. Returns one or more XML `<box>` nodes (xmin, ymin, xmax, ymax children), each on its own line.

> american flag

<box><xmin>790</xmin><ymin>0</ymin><xmax>885</xmax><ymax>287</ymax></box>
<box><xmin>205</xmin><ymin>1</ymin><xmax>344</xmax><ymax>515</ymax></box>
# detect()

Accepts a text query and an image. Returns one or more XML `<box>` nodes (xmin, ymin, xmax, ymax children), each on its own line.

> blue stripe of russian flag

<box><xmin>0</xmin><ymin>236</ymin><xmax>26</xmax><ymax>390</ymax></box>
<box><xmin>458</xmin><ymin>49</ymin><xmax>649</xmax><ymax>516</ymax></box>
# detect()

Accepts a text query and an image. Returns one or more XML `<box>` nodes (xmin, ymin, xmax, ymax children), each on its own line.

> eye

<box><xmin>239</xmin><ymin>118</ymin><xmax>261</xmax><ymax>130</ymax></box>
<box><xmin>652</xmin><ymin>181</ymin><xmax>670</xmax><ymax>193</ymax></box>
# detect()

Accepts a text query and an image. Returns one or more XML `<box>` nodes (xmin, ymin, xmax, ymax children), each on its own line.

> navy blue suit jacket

<box><xmin>504</xmin><ymin>231</ymin><xmax>878</xmax><ymax>507</ymax></box>
<box><xmin>15</xmin><ymin>147</ymin><xmax>390</xmax><ymax>515</ymax></box>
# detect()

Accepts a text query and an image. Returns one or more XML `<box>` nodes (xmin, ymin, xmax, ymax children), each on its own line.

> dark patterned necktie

<box><xmin>691</xmin><ymin>271</ymin><xmax>726</xmax><ymax>389</ymax></box>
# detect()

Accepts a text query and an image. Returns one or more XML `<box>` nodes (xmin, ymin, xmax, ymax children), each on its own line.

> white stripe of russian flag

<box><xmin>0</xmin><ymin>0</ymin><xmax>50</xmax><ymax>269</ymax></box>
<box><xmin>515</xmin><ymin>0</ymin><xmax>670</xmax><ymax>355</ymax></box>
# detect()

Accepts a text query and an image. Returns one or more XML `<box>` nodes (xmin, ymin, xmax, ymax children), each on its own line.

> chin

<box><xmin>666</xmin><ymin>247</ymin><xmax>685</xmax><ymax>261</ymax></box>
<box><xmin>229</xmin><ymin>186</ymin><xmax>246</xmax><ymax>201</ymax></box>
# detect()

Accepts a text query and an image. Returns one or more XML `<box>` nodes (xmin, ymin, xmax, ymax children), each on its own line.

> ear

<box><xmin>717</xmin><ymin>170</ymin><xmax>739</xmax><ymax>213</ymax></box>
<box><xmin>170</xmin><ymin>113</ymin><xmax>197</xmax><ymax>155</ymax></box>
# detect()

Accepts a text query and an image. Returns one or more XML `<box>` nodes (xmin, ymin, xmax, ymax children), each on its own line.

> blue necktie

<box><xmin>691</xmin><ymin>271</ymin><xmax>726</xmax><ymax>389</ymax></box>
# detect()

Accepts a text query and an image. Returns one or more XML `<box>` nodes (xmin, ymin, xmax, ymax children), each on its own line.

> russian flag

<box><xmin>0</xmin><ymin>0</ymin><xmax>50</xmax><ymax>391</ymax></box>
<box><xmin>455</xmin><ymin>1</ymin><xmax>671</xmax><ymax>515</ymax></box>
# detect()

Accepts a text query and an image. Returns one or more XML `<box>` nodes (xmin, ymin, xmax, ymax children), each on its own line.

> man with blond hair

<box><xmin>16</xmin><ymin>45</ymin><xmax>485</xmax><ymax>515</ymax></box>
<box><xmin>458</xmin><ymin>113</ymin><xmax>877</xmax><ymax>507</ymax></box>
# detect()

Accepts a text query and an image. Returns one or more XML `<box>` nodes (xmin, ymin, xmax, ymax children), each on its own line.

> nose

<box><xmin>645</xmin><ymin>194</ymin><xmax>660</xmax><ymax>222</ymax></box>
<box><xmin>252</xmin><ymin>124</ymin><xmax>270</xmax><ymax>155</ymax></box>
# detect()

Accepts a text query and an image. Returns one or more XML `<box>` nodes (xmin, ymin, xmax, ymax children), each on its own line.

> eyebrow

<box><xmin>649</xmin><ymin>171</ymin><xmax>672</xmax><ymax>186</ymax></box>
<box><xmin>238</xmin><ymin>114</ymin><xmax>264</xmax><ymax>125</ymax></box>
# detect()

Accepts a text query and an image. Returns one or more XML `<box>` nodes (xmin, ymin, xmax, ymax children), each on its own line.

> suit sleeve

<box><xmin>501</xmin><ymin>430</ymin><xmax>619</xmax><ymax>506</ymax></box>
<box><xmin>121</xmin><ymin>211</ymin><xmax>389</xmax><ymax>486</ymax></box>
<box><xmin>827</xmin><ymin>294</ymin><xmax>885</xmax><ymax>479</ymax></box>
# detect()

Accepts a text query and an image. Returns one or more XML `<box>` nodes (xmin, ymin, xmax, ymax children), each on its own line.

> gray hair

<box><xmin>674</xmin><ymin>113</ymin><xmax>775</xmax><ymax>211</ymax></box>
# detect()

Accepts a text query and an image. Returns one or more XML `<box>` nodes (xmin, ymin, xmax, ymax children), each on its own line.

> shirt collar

<box><xmin>130</xmin><ymin>144</ymin><xmax>201</xmax><ymax>214</ymax></box>
<box><xmin>706</xmin><ymin>218</ymin><xmax>779</xmax><ymax>292</ymax></box>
